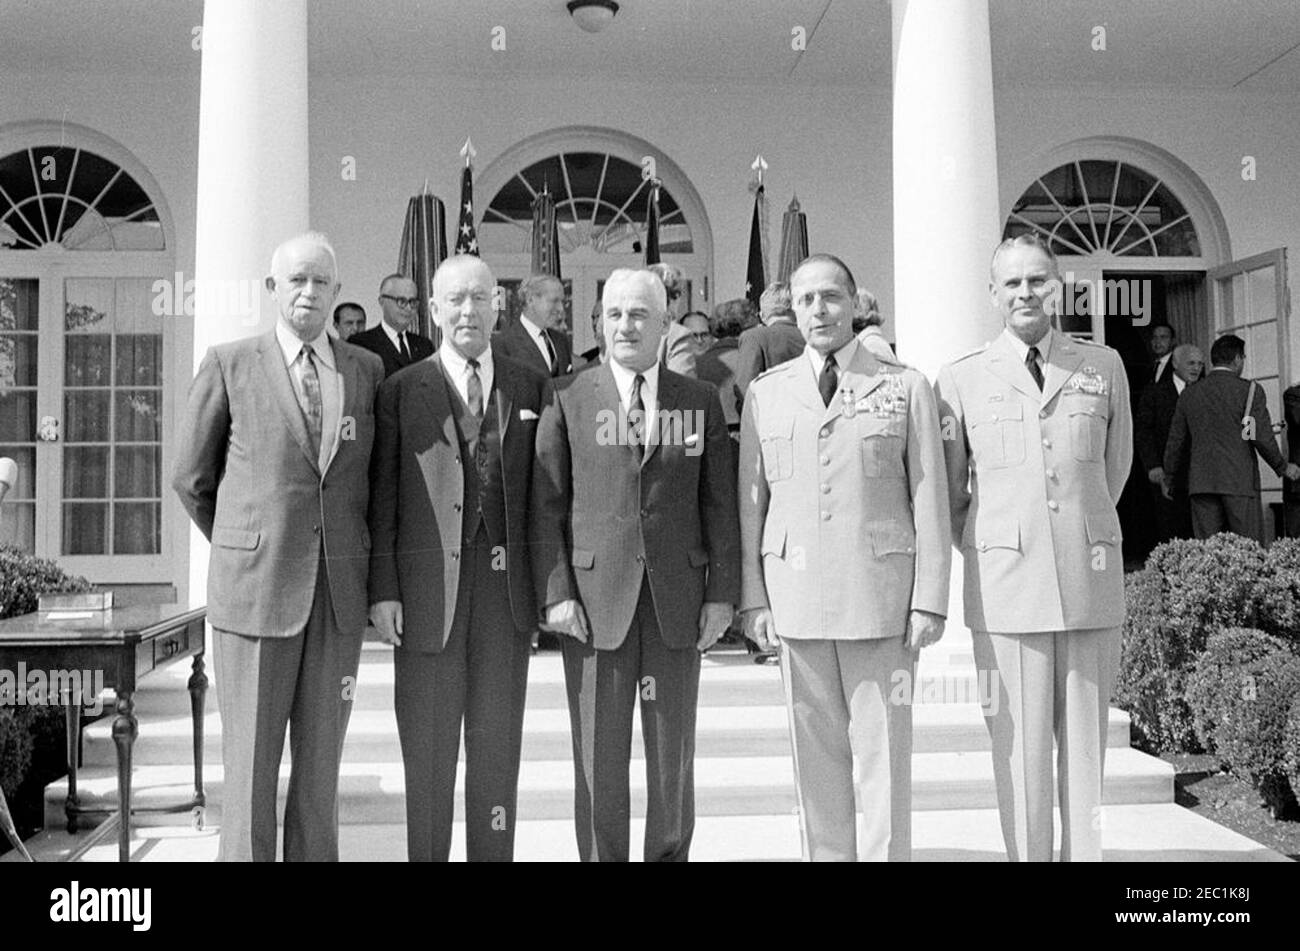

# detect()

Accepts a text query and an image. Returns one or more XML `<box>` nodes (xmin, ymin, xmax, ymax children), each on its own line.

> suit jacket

<box><xmin>530</xmin><ymin>362</ymin><xmax>740</xmax><ymax>650</ymax></box>
<box><xmin>1134</xmin><ymin>375</ymin><xmax>1181</xmax><ymax>475</ymax></box>
<box><xmin>173</xmin><ymin>329</ymin><xmax>384</xmax><ymax>638</ymax></box>
<box><xmin>492</xmin><ymin>317</ymin><xmax>573</xmax><ymax>378</ymax></box>
<box><xmin>349</xmin><ymin>324</ymin><xmax>436</xmax><ymax>378</ymax></box>
<box><xmin>740</xmin><ymin>342</ymin><xmax>951</xmax><ymax>640</ymax></box>
<box><xmin>1285</xmin><ymin>385</ymin><xmax>1300</xmax><ymax>466</ymax></box>
<box><xmin>935</xmin><ymin>331</ymin><xmax>1132</xmax><ymax>633</ymax></box>
<box><xmin>1164</xmin><ymin>369</ymin><xmax>1286</xmax><ymax>497</ymax></box>
<box><xmin>659</xmin><ymin>321</ymin><xmax>698</xmax><ymax>377</ymax></box>
<box><xmin>736</xmin><ymin>319</ymin><xmax>806</xmax><ymax>396</ymax></box>
<box><xmin>367</xmin><ymin>352</ymin><xmax>548</xmax><ymax>652</ymax></box>
<box><xmin>695</xmin><ymin>337</ymin><xmax>742</xmax><ymax>427</ymax></box>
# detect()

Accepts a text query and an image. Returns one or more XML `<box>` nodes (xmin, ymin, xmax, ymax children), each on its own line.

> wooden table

<box><xmin>0</xmin><ymin>604</ymin><xmax>207</xmax><ymax>862</ymax></box>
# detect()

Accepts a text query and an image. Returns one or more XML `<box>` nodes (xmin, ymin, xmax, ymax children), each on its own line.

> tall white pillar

<box><xmin>188</xmin><ymin>0</ymin><xmax>310</xmax><ymax>608</ymax></box>
<box><xmin>892</xmin><ymin>0</ymin><xmax>1003</xmax><ymax>380</ymax></box>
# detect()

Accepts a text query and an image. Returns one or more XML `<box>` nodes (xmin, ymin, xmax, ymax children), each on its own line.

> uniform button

<box><xmin>1047</xmin><ymin>500</ymin><xmax>1059</xmax><ymax>511</ymax></box>
<box><xmin>821</xmin><ymin>455</ymin><xmax>830</xmax><ymax>466</ymax></box>
<box><xmin>1042</xmin><ymin>439</ymin><xmax>1052</xmax><ymax>449</ymax></box>
<box><xmin>978</xmin><ymin>542</ymin><xmax>988</xmax><ymax>551</ymax></box>
<box><xmin>452</xmin><ymin>551</ymin><xmax>460</xmax><ymax>560</ymax></box>
<box><xmin>1046</xmin><ymin>468</ymin><xmax>1058</xmax><ymax>480</ymax></box>
<box><xmin>454</xmin><ymin>503</ymin><xmax>462</xmax><ymax>512</ymax></box>
<box><xmin>906</xmin><ymin>546</ymin><xmax>915</xmax><ymax>554</ymax></box>
<box><xmin>1040</xmin><ymin>409</ymin><xmax>1049</xmax><ymax>419</ymax></box>
<box><xmin>313</xmin><ymin>525</ymin><xmax>321</xmax><ymax>534</ymax></box>
<box><xmin>991</xmin><ymin>413</ymin><xmax>999</xmax><ymax>421</ymax></box>
<box><xmin>635</xmin><ymin>554</ymin><xmax>645</xmax><ymax>563</ymax></box>
<box><xmin>821</xmin><ymin>484</ymin><xmax>831</xmax><ymax>494</ymax></box>
<box><xmin>821</xmin><ymin>511</ymin><xmax>831</xmax><ymax>521</ymax></box>
<box><xmin>640</xmin><ymin>508</ymin><xmax>649</xmax><ymax>518</ymax></box>
<box><xmin>820</xmin><ymin>428</ymin><xmax>830</xmax><ymax>438</ymax></box>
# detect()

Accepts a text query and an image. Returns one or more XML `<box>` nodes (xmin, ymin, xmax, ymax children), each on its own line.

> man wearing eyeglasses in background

<box><xmin>350</xmin><ymin>273</ymin><xmax>436</xmax><ymax>378</ymax></box>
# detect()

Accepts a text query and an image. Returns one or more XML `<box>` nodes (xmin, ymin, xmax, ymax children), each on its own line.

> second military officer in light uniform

<box><xmin>935</xmin><ymin>234</ymin><xmax>1133</xmax><ymax>862</ymax></box>
<box><xmin>740</xmin><ymin>254</ymin><xmax>951</xmax><ymax>861</ymax></box>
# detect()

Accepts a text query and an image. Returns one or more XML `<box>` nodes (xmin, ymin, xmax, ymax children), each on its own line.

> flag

<box><xmin>454</xmin><ymin>163</ymin><xmax>478</xmax><ymax>256</ymax></box>
<box><xmin>745</xmin><ymin>183</ymin><xmax>766</xmax><ymax>308</ymax></box>
<box><xmin>397</xmin><ymin>190</ymin><xmax>448</xmax><ymax>343</ymax></box>
<box><xmin>644</xmin><ymin>182</ymin><xmax>661</xmax><ymax>265</ymax></box>
<box><xmin>776</xmin><ymin>195</ymin><xmax>809</xmax><ymax>283</ymax></box>
<box><xmin>531</xmin><ymin>187</ymin><xmax>561</xmax><ymax>279</ymax></box>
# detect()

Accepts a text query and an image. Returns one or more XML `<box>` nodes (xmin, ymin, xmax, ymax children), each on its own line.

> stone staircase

<box><xmin>8</xmin><ymin>628</ymin><xmax>1289</xmax><ymax>862</ymax></box>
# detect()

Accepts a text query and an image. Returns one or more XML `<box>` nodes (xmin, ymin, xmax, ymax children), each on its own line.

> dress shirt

<box><xmin>1002</xmin><ymin>326</ymin><xmax>1055</xmax><ymax>387</ymax></box>
<box><xmin>608</xmin><ymin>358</ymin><xmax>661</xmax><ymax>449</ymax></box>
<box><xmin>519</xmin><ymin>314</ymin><xmax>557</xmax><ymax>372</ymax></box>
<box><xmin>381</xmin><ymin>319</ymin><xmax>412</xmax><ymax>360</ymax></box>
<box><xmin>275</xmin><ymin>321</ymin><xmax>342</xmax><ymax>473</ymax></box>
<box><xmin>1154</xmin><ymin>353</ymin><xmax>1171</xmax><ymax>382</ymax></box>
<box><xmin>806</xmin><ymin>337</ymin><xmax>860</xmax><ymax>392</ymax></box>
<box><xmin>439</xmin><ymin>341</ymin><xmax>495</xmax><ymax>411</ymax></box>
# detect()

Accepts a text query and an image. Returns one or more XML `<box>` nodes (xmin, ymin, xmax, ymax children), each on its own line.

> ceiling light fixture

<box><xmin>567</xmin><ymin>0</ymin><xmax>619</xmax><ymax>34</ymax></box>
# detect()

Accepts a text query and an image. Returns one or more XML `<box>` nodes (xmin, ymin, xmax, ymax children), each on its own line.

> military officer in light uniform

<box><xmin>739</xmin><ymin>254</ymin><xmax>951</xmax><ymax>861</ymax></box>
<box><xmin>934</xmin><ymin>234</ymin><xmax>1133</xmax><ymax>862</ymax></box>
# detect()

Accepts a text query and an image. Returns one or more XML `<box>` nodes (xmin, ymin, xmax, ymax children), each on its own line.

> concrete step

<box><xmin>46</xmin><ymin>745</ymin><xmax>1172</xmax><ymax>828</ymax></box>
<box><xmin>13</xmin><ymin>803</ymin><xmax>1285</xmax><ymax>863</ymax></box>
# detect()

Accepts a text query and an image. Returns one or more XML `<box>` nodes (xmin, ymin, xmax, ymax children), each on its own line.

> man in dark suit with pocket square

<box><xmin>530</xmin><ymin>268</ymin><xmax>739</xmax><ymax>862</ymax></box>
<box><xmin>368</xmin><ymin>255</ymin><xmax>549</xmax><ymax>862</ymax></box>
<box><xmin>493</xmin><ymin>273</ymin><xmax>574</xmax><ymax>378</ymax></box>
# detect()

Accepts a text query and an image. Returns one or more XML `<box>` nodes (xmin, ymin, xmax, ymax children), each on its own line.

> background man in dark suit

<box><xmin>1136</xmin><ymin>343</ymin><xmax>1203</xmax><ymax>543</ymax></box>
<box><xmin>1285</xmin><ymin>382</ymin><xmax>1300</xmax><ymax>536</ymax></box>
<box><xmin>736</xmin><ymin>281</ymin><xmax>805</xmax><ymax>399</ymax></box>
<box><xmin>349</xmin><ymin>273</ymin><xmax>436</xmax><ymax>377</ymax></box>
<box><xmin>173</xmin><ymin>232</ymin><xmax>385</xmax><ymax>861</ymax></box>
<box><xmin>531</xmin><ymin>268</ymin><xmax>739</xmax><ymax>862</ymax></box>
<box><xmin>332</xmin><ymin>301</ymin><xmax>365</xmax><ymax>342</ymax></box>
<box><xmin>1148</xmin><ymin>322</ymin><xmax>1176</xmax><ymax>387</ymax></box>
<box><xmin>492</xmin><ymin>273</ymin><xmax>573</xmax><ymax>378</ymax></box>
<box><xmin>368</xmin><ymin>255</ymin><xmax>548</xmax><ymax>862</ymax></box>
<box><xmin>648</xmin><ymin>262</ymin><xmax>698</xmax><ymax>377</ymax></box>
<box><xmin>1163</xmin><ymin>333</ymin><xmax>1300</xmax><ymax>541</ymax></box>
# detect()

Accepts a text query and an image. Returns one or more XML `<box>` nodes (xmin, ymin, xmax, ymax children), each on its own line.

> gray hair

<box><xmin>519</xmin><ymin>273</ymin><xmax>564</xmax><ymax>305</ymax></box>
<box><xmin>990</xmin><ymin>233</ymin><xmax>1059</xmax><ymax>278</ymax></box>
<box><xmin>271</xmin><ymin>231</ymin><xmax>338</xmax><ymax>282</ymax></box>
<box><xmin>603</xmin><ymin>268</ymin><xmax>668</xmax><ymax>313</ymax></box>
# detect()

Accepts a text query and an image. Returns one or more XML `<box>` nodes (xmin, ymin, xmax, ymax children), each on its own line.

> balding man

<box><xmin>1135</xmin><ymin>343</ymin><xmax>1203</xmax><ymax>542</ymax></box>
<box><xmin>349</xmin><ymin>274</ymin><xmax>435</xmax><ymax>377</ymax></box>
<box><xmin>493</xmin><ymin>273</ymin><xmax>574</xmax><ymax>378</ymax></box>
<box><xmin>332</xmin><ymin>302</ymin><xmax>366</xmax><ymax>342</ymax></box>
<box><xmin>531</xmin><ymin>268</ymin><xmax>739</xmax><ymax>861</ymax></box>
<box><xmin>173</xmin><ymin>232</ymin><xmax>385</xmax><ymax>861</ymax></box>
<box><xmin>368</xmin><ymin>255</ymin><xmax>549</xmax><ymax>861</ymax></box>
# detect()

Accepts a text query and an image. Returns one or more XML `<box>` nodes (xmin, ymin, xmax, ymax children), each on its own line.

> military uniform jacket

<box><xmin>739</xmin><ymin>341</ymin><xmax>951</xmax><ymax>640</ymax></box>
<box><xmin>935</xmin><ymin>330</ymin><xmax>1132</xmax><ymax>634</ymax></box>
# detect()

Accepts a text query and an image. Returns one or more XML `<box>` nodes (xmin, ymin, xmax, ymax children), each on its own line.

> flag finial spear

<box><xmin>460</xmin><ymin>137</ymin><xmax>477</xmax><ymax>166</ymax></box>
<box><xmin>751</xmin><ymin>154</ymin><xmax>768</xmax><ymax>186</ymax></box>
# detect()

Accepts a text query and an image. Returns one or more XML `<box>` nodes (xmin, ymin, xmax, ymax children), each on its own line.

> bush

<box><xmin>1254</xmin><ymin>537</ymin><xmax>1300</xmax><ymax>645</ymax></box>
<box><xmin>1116</xmin><ymin>534</ymin><xmax>1268</xmax><ymax>751</ymax></box>
<box><xmin>1285</xmin><ymin>696</ymin><xmax>1300</xmax><ymax>808</ymax></box>
<box><xmin>1186</xmin><ymin>628</ymin><xmax>1300</xmax><ymax>818</ymax></box>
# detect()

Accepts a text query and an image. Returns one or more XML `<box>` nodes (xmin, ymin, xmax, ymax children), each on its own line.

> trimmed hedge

<box><xmin>1186</xmin><ymin>628</ymin><xmax>1300</xmax><ymax>817</ymax></box>
<box><xmin>1285</xmin><ymin>695</ymin><xmax>1300</xmax><ymax>809</ymax></box>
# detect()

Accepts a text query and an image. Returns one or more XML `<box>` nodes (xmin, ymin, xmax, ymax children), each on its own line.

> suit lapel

<box><xmin>324</xmin><ymin>337</ymin><xmax>359</xmax><ymax>475</ymax></box>
<box><xmin>258</xmin><ymin>331</ymin><xmax>319</xmax><ymax>474</ymax></box>
<box><xmin>1041</xmin><ymin>335</ymin><xmax>1086</xmax><ymax>407</ymax></box>
<box><xmin>642</xmin><ymin>369</ymin><xmax>674</xmax><ymax>467</ymax></box>
<box><xmin>423</xmin><ymin>354</ymin><xmax>460</xmax><ymax>451</ymax></box>
<box><xmin>985</xmin><ymin>332</ymin><xmax>1042</xmax><ymax>402</ymax></box>
<box><xmin>495</xmin><ymin>367</ymin><xmax>514</xmax><ymax>443</ymax></box>
<box><xmin>593</xmin><ymin>363</ymin><xmax>637</xmax><ymax>464</ymax></box>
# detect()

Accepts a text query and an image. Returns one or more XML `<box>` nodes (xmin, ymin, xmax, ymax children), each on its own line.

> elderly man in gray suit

<box><xmin>740</xmin><ymin>254</ymin><xmax>951</xmax><ymax>861</ymax></box>
<box><xmin>174</xmin><ymin>232</ymin><xmax>385</xmax><ymax>861</ymax></box>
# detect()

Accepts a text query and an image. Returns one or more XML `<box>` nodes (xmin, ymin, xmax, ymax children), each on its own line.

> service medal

<box><xmin>842</xmin><ymin>387</ymin><xmax>857</xmax><ymax>418</ymax></box>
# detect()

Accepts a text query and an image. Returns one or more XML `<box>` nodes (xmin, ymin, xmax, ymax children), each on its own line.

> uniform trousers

<box><xmin>780</xmin><ymin>636</ymin><xmax>915</xmax><ymax>862</ymax></box>
<box><xmin>971</xmin><ymin>626</ymin><xmax>1121</xmax><ymax>862</ymax></box>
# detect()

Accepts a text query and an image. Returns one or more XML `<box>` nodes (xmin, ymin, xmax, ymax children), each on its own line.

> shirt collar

<box><xmin>380</xmin><ymin>319</ymin><xmax>406</xmax><ymax>351</ymax></box>
<box><xmin>1002</xmin><ymin>326</ymin><xmax>1054</xmax><ymax>365</ymax></box>
<box><xmin>1173</xmin><ymin>375</ymin><xmax>1187</xmax><ymax>394</ymax></box>
<box><xmin>439</xmin><ymin>340</ymin><xmax>493</xmax><ymax>378</ymax></box>
<box><xmin>276</xmin><ymin>321</ymin><xmax>335</xmax><ymax>370</ymax></box>
<box><xmin>608</xmin><ymin>358</ymin><xmax>660</xmax><ymax>403</ymax></box>
<box><xmin>807</xmin><ymin>337</ymin><xmax>859</xmax><ymax>376</ymax></box>
<box><xmin>519</xmin><ymin>315</ymin><xmax>547</xmax><ymax>341</ymax></box>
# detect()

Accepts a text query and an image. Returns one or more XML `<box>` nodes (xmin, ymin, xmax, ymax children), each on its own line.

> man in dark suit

<box><xmin>648</xmin><ymin>262</ymin><xmax>699</xmax><ymax>377</ymax></box>
<box><xmin>173</xmin><ymin>232</ymin><xmax>385</xmax><ymax>861</ymax></box>
<box><xmin>492</xmin><ymin>273</ymin><xmax>573</xmax><ymax>378</ymax></box>
<box><xmin>531</xmin><ymin>267</ymin><xmax>740</xmax><ymax>862</ymax></box>
<box><xmin>368</xmin><ymin>255</ymin><xmax>548</xmax><ymax>862</ymax></box>
<box><xmin>1285</xmin><ymin>383</ymin><xmax>1300</xmax><ymax>536</ymax></box>
<box><xmin>1136</xmin><ymin>343</ymin><xmax>1203</xmax><ymax>542</ymax></box>
<box><xmin>1164</xmin><ymin>333</ymin><xmax>1300</xmax><ymax>541</ymax></box>
<box><xmin>348</xmin><ymin>274</ymin><xmax>436</xmax><ymax>377</ymax></box>
<box><xmin>736</xmin><ymin>281</ymin><xmax>806</xmax><ymax>399</ymax></box>
<box><xmin>1147</xmin><ymin>322</ymin><xmax>1176</xmax><ymax>387</ymax></box>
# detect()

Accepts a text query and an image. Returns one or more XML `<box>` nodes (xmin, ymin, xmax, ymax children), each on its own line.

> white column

<box><xmin>892</xmin><ymin>0</ymin><xmax>1002</xmax><ymax>380</ymax></box>
<box><xmin>188</xmin><ymin>0</ymin><xmax>310</xmax><ymax>608</ymax></box>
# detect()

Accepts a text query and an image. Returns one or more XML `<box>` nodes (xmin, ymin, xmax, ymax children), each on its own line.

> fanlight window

<box><xmin>0</xmin><ymin>147</ymin><xmax>164</xmax><ymax>251</ymax></box>
<box><xmin>1004</xmin><ymin>160</ymin><xmax>1200</xmax><ymax>258</ymax></box>
<box><xmin>481</xmin><ymin>151</ymin><xmax>693</xmax><ymax>256</ymax></box>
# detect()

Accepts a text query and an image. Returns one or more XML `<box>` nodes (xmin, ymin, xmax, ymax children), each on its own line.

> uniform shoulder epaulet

<box><xmin>751</xmin><ymin>361</ymin><xmax>796</xmax><ymax>386</ymax></box>
<box><xmin>948</xmin><ymin>342</ymin><xmax>989</xmax><ymax>364</ymax></box>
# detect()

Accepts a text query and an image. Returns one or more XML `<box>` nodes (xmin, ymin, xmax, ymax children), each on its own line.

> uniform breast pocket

<box><xmin>969</xmin><ymin>403</ymin><xmax>1024</xmax><ymax>469</ymax></box>
<box><xmin>859</xmin><ymin>415</ymin><xmax>906</xmax><ymax>478</ymax></box>
<box><xmin>759</xmin><ymin>416</ymin><xmax>795</xmax><ymax>483</ymax></box>
<box><xmin>1067</xmin><ymin>397</ymin><xmax>1108</xmax><ymax>463</ymax></box>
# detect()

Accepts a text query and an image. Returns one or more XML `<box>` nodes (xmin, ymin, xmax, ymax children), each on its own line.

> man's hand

<box><xmin>369</xmin><ymin>600</ymin><xmax>403</xmax><ymax>647</ymax></box>
<box><xmin>906</xmin><ymin>610</ymin><xmax>945</xmax><ymax>652</ymax></box>
<box><xmin>543</xmin><ymin>599</ymin><xmax>590</xmax><ymax>644</ymax></box>
<box><xmin>697</xmin><ymin>601</ymin><xmax>734</xmax><ymax>652</ymax></box>
<box><xmin>1161</xmin><ymin>476</ymin><xmax>1174</xmax><ymax>500</ymax></box>
<box><xmin>1286</xmin><ymin>462</ymin><xmax>1300</xmax><ymax>482</ymax></box>
<box><xmin>742</xmin><ymin>607</ymin><xmax>780</xmax><ymax>652</ymax></box>
<box><xmin>1147</xmin><ymin>466</ymin><xmax>1165</xmax><ymax>485</ymax></box>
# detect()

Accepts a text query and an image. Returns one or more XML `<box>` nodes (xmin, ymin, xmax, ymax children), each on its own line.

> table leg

<box><xmin>111</xmin><ymin>691</ymin><xmax>138</xmax><ymax>863</ymax></box>
<box><xmin>64</xmin><ymin>693</ymin><xmax>80</xmax><ymax>834</ymax></box>
<box><xmin>188</xmin><ymin>652</ymin><xmax>208</xmax><ymax>807</ymax></box>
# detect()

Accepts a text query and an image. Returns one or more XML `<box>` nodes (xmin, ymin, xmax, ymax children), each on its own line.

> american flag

<box><xmin>454</xmin><ymin>162</ymin><xmax>478</xmax><ymax>256</ymax></box>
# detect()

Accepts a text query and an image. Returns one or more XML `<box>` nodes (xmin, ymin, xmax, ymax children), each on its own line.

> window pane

<box><xmin>65</xmin><ymin>334</ymin><xmax>112</xmax><ymax>386</ymax></box>
<box><xmin>0</xmin><ymin>334</ymin><xmax>38</xmax><ymax>387</ymax></box>
<box><xmin>0</xmin><ymin>390</ymin><xmax>36</xmax><ymax>442</ymax></box>
<box><xmin>64</xmin><ymin>446</ymin><xmax>109</xmax><ymax>498</ymax></box>
<box><xmin>1248</xmin><ymin>266</ymin><xmax>1277</xmax><ymax>325</ymax></box>
<box><xmin>65</xmin><ymin>389</ymin><xmax>110</xmax><ymax>441</ymax></box>
<box><xmin>0</xmin><ymin>278</ymin><xmax>39</xmax><ymax>331</ymax></box>
<box><xmin>65</xmin><ymin>278</ymin><xmax>113</xmax><ymax>331</ymax></box>
<box><xmin>114</xmin><ymin>334</ymin><xmax>161</xmax><ymax>386</ymax></box>
<box><xmin>0</xmin><ymin>501</ymin><xmax>35</xmax><ymax>552</ymax></box>
<box><xmin>114</xmin><ymin>446</ymin><xmax>159</xmax><ymax>498</ymax></box>
<box><xmin>115</xmin><ymin>390</ymin><xmax>161</xmax><ymax>442</ymax></box>
<box><xmin>113</xmin><ymin>502</ymin><xmax>160</xmax><ymax>555</ymax></box>
<box><xmin>0</xmin><ymin>446</ymin><xmax>35</xmax><ymax>500</ymax></box>
<box><xmin>63</xmin><ymin>502</ymin><xmax>108</xmax><ymax>555</ymax></box>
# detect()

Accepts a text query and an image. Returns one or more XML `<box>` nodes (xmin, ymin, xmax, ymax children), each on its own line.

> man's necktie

<box><xmin>466</xmin><ymin>358</ymin><xmax>483</xmax><ymax>419</ymax></box>
<box><xmin>294</xmin><ymin>344</ymin><xmax>323</xmax><ymax>458</ymax></box>
<box><xmin>1026</xmin><ymin>346</ymin><xmax>1045</xmax><ymax>391</ymax></box>
<box><xmin>398</xmin><ymin>332</ymin><xmax>410</xmax><ymax>363</ymax></box>
<box><xmin>542</xmin><ymin>330</ymin><xmax>559</xmax><ymax>376</ymax></box>
<box><xmin>628</xmin><ymin>373</ymin><xmax>646</xmax><ymax>459</ymax></box>
<box><xmin>818</xmin><ymin>357</ymin><xmax>838</xmax><ymax>407</ymax></box>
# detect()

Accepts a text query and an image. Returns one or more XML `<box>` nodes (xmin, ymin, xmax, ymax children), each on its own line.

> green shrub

<box><xmin>1254</xmin><ymin>537</ymin><xmax>1300</xmax><ymax>645</ymax></box>
<box><xmin>1186</xmin><ymin>628</ymin><xmax>1300</xmax><ymax>818</ymax></box>
<box><xmin>1116</xmin><ymin>534</ymin><xmax>1267</xmax><ymax>751</ymax></box>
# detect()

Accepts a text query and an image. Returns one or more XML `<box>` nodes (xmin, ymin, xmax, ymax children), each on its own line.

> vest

<box><xmin>440</xmin><ymin>363</ymin><xmax>507</xmax><ymax>547</ymax></box>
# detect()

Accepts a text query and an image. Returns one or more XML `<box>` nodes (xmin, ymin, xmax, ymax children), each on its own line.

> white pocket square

<box><xmin>519</xmin><ymin>409</ymin><xmax>540</xmax><ymax>421</ymax></box>
<box><xmin>684</xmin><ymin>433</ymin><xmax>700</xmax><ymax>446</ymax></box>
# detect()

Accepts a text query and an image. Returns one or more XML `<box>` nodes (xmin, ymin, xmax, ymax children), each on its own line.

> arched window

<box><xmin>1003</xmin><ymin>160</ymin><xmax>1200</xmax><ymax>258</ymax></box>
<box><xmin>0</xmin><ymin>146</ymin><xmax>165</xmax><ymax>251</ymax></box>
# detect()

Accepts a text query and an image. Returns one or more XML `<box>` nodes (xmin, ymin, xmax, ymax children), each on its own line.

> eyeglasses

<box><xmin>381</xmin><ymin>294</ymin><xmax>420</xmax><ymax>309</ymax></box>
<box><xmin>666</xmin><ymin>289</ymin><xmax>682</xmax><ymax>301</ymax></box>
<box><xmin>689</xmin><ymin>331</ymin><xmax>710</xmax><ymax>342</ymax></box>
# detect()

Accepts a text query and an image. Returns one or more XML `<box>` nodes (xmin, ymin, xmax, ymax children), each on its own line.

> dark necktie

<box><xmin>628</xmin><ymin>373</ymin><xmax>646</xmax><ymax>459</ymax></box>
<box><xmin>294</xmin><ymin>344</ymin><xmax>323</xmax><ymax>458</ymax></box>
<box><xmin>1026</xmin><ymin>346</ymin><xmax>1045</xmax><ymax>391</ymax></box>
<box><xmin>818</xmin><ymin>356</ymin><xmax>838</xmax><ymax>407</ymax></box>
<box><xmin>397</xmin><ymin>332</ymin><xmax>410</xmax><ymax>363</ymax></box>
<box><xmin>542</xmin><ymin>330</ymin><xmax>559</xmax><ymax>375</ymax></box>
<box><xmin>466</xmin><ymin>358</ymin><xmax>483</xmax><ymax>419</ymax></box>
